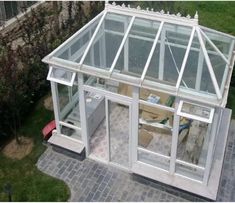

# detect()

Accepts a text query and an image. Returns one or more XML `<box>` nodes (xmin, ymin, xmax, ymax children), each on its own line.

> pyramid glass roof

<box><xmin>43</xmin><ymin>2</ymin><xmax>235</xmax><ymax>106</ymax></box>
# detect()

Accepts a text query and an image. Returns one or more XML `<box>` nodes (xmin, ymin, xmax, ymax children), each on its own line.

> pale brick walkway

<box><xmin>37</xmin><ymin>120</ymin><xmax>235</xmax><ymax>202</ymax></box>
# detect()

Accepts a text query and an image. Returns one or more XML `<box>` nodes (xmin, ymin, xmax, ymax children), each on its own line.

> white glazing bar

<box><xmin>200</xmin><ymin>28</ymin><xmax>229</xmax><ymax>64</ymax></box>
<box><xmin>169</xmin><ymin>98</ymin><xmax>180</xmax><ymax>174</ymax></box>
<box><xmin>124</xmin><ymin>20</ymin><xmax>129</xmax><ymax>72</ymax></box>
<box><xmin>50</xmin><ymin>81</ymin><xmax>61</xmax><ymax>134</ymax></box>
<box><xmin>109</xmin><ymin>16</ymin><xmax>136</xmax><ymax>74</ymax></box>
<box><xmin>176</xmin><ymin>27</ymin><xmax>196</xmax><ymax>89</ymax></box>
<box><xmin>79</xmin><ymin>11</ymin><xmax>107</xmax><ymax>65</ymax></box>
<box><xmin>78</xmin><ymin>73</ymin><xmax>89</xmax><ymax>155</ymax></box>
<box><xmin>106</xmin><ymin>98</ymin><xmax>111</xmax><ymax>162</ymax></box>
<box><xmin>176</xmin><ymin>159</ymin><xmax>205</xmax><ymax>171</ymax></box>
<box><xmin>195</xmin><ymin>47</ymin><xmax>204</xmax><ymax>91</ymax></box>
<box><xmin>59</xmin><ymin>121</ymin><xmax>81</xmax><ymax>131</ymax></box>
<box><xmin>140</xmin><ymin>21</ymin><xmax>164</xmax><ymax>82</ymax></box>
<box><xmin>131</xmin><ymin>86</ymin><xmax>139</xmax><ymax>164</ymax></box>
<box><xmin>43</xmin><ymin>11</ymin><xmax>105</xmax><ymax>63</ymax></box>
<box><xmin>159</xmin><ymin>27</ymin><xmax>166</xmax><ymax>80</ymax></box>
<box><xmin>139</xmin><ymin>99</ymin><xmax>175</xmax><ymax>112</ymax></box>
<box><xmin>196</xmin><ymin>28</ymin><xmax>222</xmax><ymax>100</ymax></box>
<box><xmin>138</xmin><ymin>147</ymin><xmax>170</xmax><ymax>160</ymax></box>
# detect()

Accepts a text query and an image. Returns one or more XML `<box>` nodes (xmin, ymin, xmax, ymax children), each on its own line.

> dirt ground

<box><xmin>44</xmin><ymin>95</ymin><xmax>54</xmax><ymax>111</ymax></box>
<box><xmin>2</xmin><ymin>137</ymin><xmax>33</xmax><ymax>160</ymax></box>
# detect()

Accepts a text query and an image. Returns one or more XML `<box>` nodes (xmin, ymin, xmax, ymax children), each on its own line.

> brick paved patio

<box><xmin>37</xmin><ymin>120</ymin><xmax>235</xmax><ymax>202</ymax></box>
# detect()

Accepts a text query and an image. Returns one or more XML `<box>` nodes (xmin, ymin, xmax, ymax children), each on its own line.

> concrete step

<box><xmin>48</xmin><ymin>133</ymin><xmax>85</xmax><ymax>161</ymax></box>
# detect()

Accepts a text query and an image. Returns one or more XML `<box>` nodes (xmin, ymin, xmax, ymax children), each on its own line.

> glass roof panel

<box><xmin>144</xmin><ymin>23</ymin><xmax>192</xmax><ymax>86</ymax></box>
<box><xmin>53</xmin><ymin>16</ymin><xmax>101</xmax><ymax>63</ymax></box>
<box><xmin>180</xmin><ymin>31</ymin><xmax>218</xmax><ymax>96</ymax></box>
<box><xmin>206</xmin><ymin>41</ymin><xmax>227</xmax><ymax>92</ymax></box>
<box><xmin>180</xmin><ymin>31</ymin><xmax>200</xmax><ymax>90</ymax></box>
<box><xmin>201</xmin><ymin>28</ymin><xmax>233</xmax><ymax>57</ymax></box>
<box><xmin>112</xmin><ymin>18</ymin><xmax>161</xmax><ymax>78</ymax></box>
<box><xmin>82</xmin><ymin>13</ymin><xmax>132</xmax><ymax>70</ymax></box>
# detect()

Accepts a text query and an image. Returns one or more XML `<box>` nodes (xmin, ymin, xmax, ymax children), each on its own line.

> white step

<box><xmin>48</xmin><ymin>133</ymin><xmax>85</xmax><ymax>154</ymax></box>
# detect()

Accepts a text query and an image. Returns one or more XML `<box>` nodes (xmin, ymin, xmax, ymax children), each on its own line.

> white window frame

<box><xmin>176</xmin><ymin>100</ymin><xmax>215</xmax><ymax>123</ymax></box>
<box><xmin>47</xmin><ymin>66</ymin><xmax>76</xmax><ymax>87</ymax></box>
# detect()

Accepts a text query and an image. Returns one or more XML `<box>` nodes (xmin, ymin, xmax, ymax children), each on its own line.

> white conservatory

<box><xmin>42</xmin><ymin>3</ymin><xmax>235</xmax><ymax>200</ymax></box>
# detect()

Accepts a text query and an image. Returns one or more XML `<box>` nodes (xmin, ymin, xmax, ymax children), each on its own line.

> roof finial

<box><xmin>137</xmin><ymin>5</ymin><xmax>141</xmax><ymax>10</ymax></box>
<box><xmin>112</xmin><ymin>1</ymin><xmax>116</xmax><ymax>6</ymax></box>
<box><xmin>194</xmin><ymin>11</ymin><xmax>198</xmax><ymax>19</ymax></box>
<box><xmin>121</xmin><ymin>3</ymin><xmax>126</xmax><ymax>8</ymax></box>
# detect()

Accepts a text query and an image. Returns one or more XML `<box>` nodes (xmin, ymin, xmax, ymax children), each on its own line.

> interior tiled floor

<box><xmin>89</xmin><ymin>103</ymin><xmax>129</xmax><ymax>167</ymax></box>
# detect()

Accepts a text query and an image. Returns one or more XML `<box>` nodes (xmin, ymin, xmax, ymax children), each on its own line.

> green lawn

<box><xmin>0</xmin><ymin>94</ymin><xmax>70</xmax><ymax>201</ymax></box>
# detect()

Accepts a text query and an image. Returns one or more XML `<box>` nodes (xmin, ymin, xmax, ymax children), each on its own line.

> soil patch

<box><xmin>44</xmin><ymin>95</ymin><xmax>54</xmax><ymax>111</ymax></box>
<box><xmin>2</xmin><ymin>137</ymin><xmax>33</xmax><ymax>160</ymax></box>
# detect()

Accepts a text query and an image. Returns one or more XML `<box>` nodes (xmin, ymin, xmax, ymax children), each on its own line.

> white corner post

<box><xmin>203</xmin><ymin>108</ymin><xmax>220</xmax><ymax>185</ymax></box>
<box><xmin>109</xmin><ymin>16</ymin><xmax>135</xmax><ymax>74</ymax></box>
<box><xmin>78</xmin><ymin>73</ymin><xmax>89</xmax><ymax>155</ymax></box>
<box><xmin>176</xmin><ymin>27</ymin><xmax>196</xmax><ymax>89</ymax></box>
<box><xmin>196</xmin><ymin>28</ymin><xmax>222</xmax><ymax>100</ymax></box>
<box><xmin>50</xmin><ymin>81</ymin><xmax>61</xmax><ymax>134</ymax></box>
<box><xmin>159</xmin><ymin>26</ymin><xmax>166</xmax><ymax>80</ymax></box>
<box><xmin>79</xmin><ymin>11</ymin><xmax>107</xmax><ymax>65</ymax></box>
<box><xmin>141</xmin><ymin>21</ymin><xmax>164</xmax><ymax>83</ymax></box>
<box><xmin>169</xmin><ymin>98</ymin><xmax>180</xmax><ymax>174</ymax></box>
<box><xmin>131</xmin><ymin>86</ymin><xmax>139</xmax><ymax>165</ymax></box>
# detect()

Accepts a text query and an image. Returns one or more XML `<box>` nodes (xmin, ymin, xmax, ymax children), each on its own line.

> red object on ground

<box><xmin>42</xmin><ymin>120</ymin><xmax>56</xmax><ymax>140</ymax></box>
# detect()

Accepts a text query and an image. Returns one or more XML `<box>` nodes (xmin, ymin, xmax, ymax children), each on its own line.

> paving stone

<box><xmin>37</xmin><ymin>122</ymin><xmax>235</xmax><ymax>202</ymax></box>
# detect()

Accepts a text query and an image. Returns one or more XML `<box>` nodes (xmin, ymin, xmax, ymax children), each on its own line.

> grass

<box><xmin>0</xmin><ymin>94</ymin><xmax>70</xmax><ymax>201</ymax></box>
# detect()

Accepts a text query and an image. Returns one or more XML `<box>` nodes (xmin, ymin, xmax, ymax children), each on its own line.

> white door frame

<box><xmin>83</xmin><ymin>85</ymin><xmax>132</xmax><ymax>171</ymax></box>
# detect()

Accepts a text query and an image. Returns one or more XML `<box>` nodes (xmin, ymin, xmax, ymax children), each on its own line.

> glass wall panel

<box><xmin>175</xmin><ymin>116</ymin><xmax>212</xmax><ymax>181</ymax></box>
<box><xmin>58</xmin><ymin>83</ymin><xmax>70</xmax><ymax>115</ymax></box>
<box><xmin>83</xmin><ymin>13</ymin><xmax>131</xmax><ymax>70</ymax></box>
<box><xmin>140</xmin><ymin>87</ymin><xmax>175</xmax><ymax>108</ymax></box>
<box><xmin>138</xmin><ymin>102</ymin><xmax>173</xmax><ymax>170</ymax></box>
<box><xmin>176</xmin><ymin>117</ymin><xmax>211</xmax><ymax>166</ymax></box>
<box><xmin>49</xmin><ymin>66</ymin><xmax>76</xmax><ymax>86</ymax></box>
<box><xmin>60</xmin><ymin>124</ymin><xmax>82</xmax><ymax>140</ymax></box>
<box><xmin>138</xmin><ymin>150</ymin><xmax>170</xmax><ymax>171</ymax></box>
<box><xmin>113</xmin><ymin>18</ymin><xmax>160</xmax><ymax>77</ymax></box>
<box><xmin>85</xmin><ymin>90</ymin><xmax>107</xmax><ymax>161</ymax></box>
<box><xmin>57</xmin><ymin>81</ymin><xmax>81</xmax><ymax>141</ymax></box>
<box><xmin>175</xmin><ymin>162</ymin><xmax>204</xmax><ymax>181</ymax></box>
<box><xmin>109</xmin><ymin>100</ymin><xmax>129</xmax><ymax>168</ymax></box>
<box><xmin>84</xmin><ymin>74</ymin><xmax>133</xmax><ymax>97</ymax></box>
